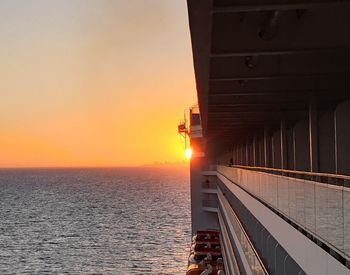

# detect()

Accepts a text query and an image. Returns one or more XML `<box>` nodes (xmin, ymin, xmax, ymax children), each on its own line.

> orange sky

<box><xmin>0</xmin><ymin>1</ymin><xmax>196</xmax><ymax>167</ymax></box>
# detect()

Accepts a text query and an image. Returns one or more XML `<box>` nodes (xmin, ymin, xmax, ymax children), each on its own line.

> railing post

<box><xmin>280</xmin><ymin>120</ymin><xmax>288</xmax><ymax>171</ymax></box>
<box><xmin>309</xmin><ymin>100</ymin><xmax>319</xmax><ymax>173</ymax></box>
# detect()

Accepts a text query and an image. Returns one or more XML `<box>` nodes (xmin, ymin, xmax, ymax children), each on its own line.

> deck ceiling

<box><xmin>187</xmin><ymin>0</ymin><xmax>350</xmax><ymax>153</ymax></box>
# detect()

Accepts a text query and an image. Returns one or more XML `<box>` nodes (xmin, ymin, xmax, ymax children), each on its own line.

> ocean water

<box><xmin>0</xmin><ymin>166</ymin><xmax>191</xmax><ymax>274</ymax></box>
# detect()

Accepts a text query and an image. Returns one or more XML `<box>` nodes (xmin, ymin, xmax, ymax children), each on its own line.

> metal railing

<box><xmin>233</xmin><ymin>165</ymin><xmax>350</xmax><ymax>186</ymax></box>
<box><xmin>217</xmin><ymin>165</ymin><xmax>350</xmax><ymax>262</ymax></box>
<box><xmin>218</xmin><ymin>187</ymin><xmax>269</xmax><ymax>275</ymax></box>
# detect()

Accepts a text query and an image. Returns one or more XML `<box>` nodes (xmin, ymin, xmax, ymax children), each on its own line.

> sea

<box><xmin>0</xmin><ymin>165</ymin><xmax>191</xmax><ymax>275</ymax></box>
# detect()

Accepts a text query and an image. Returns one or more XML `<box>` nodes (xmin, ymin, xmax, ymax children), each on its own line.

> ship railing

<box><xmin>232</xmin><ymin>164</ymin><xmax>350</xmax><ymax>186</ymax></box>
<box><xmin>217</xmin><ymin>165</ymin><xmax>350</xmax><ymax>264</ymax></box>
<box><xmin>217</xmin><ymin>187</ymin><xmax>269</xmax><ymax>275</ymax></box>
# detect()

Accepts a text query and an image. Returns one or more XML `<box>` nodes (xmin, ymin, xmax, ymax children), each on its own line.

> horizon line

<box><xmin>0</xmin><ymin>162</ymin><xmax>189</xmax><ymax>169</ymax></box>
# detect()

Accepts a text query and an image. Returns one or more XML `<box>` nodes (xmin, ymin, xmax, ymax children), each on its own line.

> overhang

<box><xmin>187</xmin><ymin>0</ymin><xmax>350</xmax><ymax>156</ymax></box>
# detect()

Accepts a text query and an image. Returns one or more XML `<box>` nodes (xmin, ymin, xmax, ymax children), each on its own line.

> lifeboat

<box><xmin>193</xmin><ymin>239</ymin><xmax>220</xmax><ymax>245</ymax></box>
<box><xmin>187</xmin><ymin>230</ymin><xmax>224</xmax><ymax>275</ymax></box>
<box><xmin>188</xmin><ymin>252</ymin><xmax>222</xmax><ymax>264</ymax></box>
<box><xmin>192</xmin><ymin>233</ymin><xmax>220</xmax><ymax>244</ymax></box>
<box><xmin>191</xmin><ymin>243</ymin><xmax>221</xmax><ymax>254</ymax></box>
<box><xmin>186</xmin><ymin>264</ymin><xmax>219</xmax><ymax>275</ymax></box>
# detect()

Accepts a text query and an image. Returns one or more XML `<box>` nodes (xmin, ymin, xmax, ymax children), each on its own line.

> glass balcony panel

<box><xmin>295</xmin><ymin>178</ymin><xmax>306</xmax><ymax>226</ymax></box>
<box><xmin>327</xmin><ymin>186</ymin><xmax>344</xmax><ymax>251</ymax></box>
<box><xmin>344</xmin><ymin>188</ymin><xmax>350</xmax><ymax>255</ymax></box>
<box><xmin>315</xmin><ymin>183</ymin><xmax>329</xmax><ymax>242</ymax></box>
<box><xmin>217</xmin><ymin>165</ymin><xmax>350</xmax><ymax>259</ymax></box>
<box><xmin>304</xmin><ymin>179</ymin><xmax>316</xmax><ymax>233</ymax></box>
<box><xmin>288</xmin><ymin>177</ymin><xmax>297</xmax><ymax>221</ymax></box>
<box><xmin>277</xmin><ymin>176</ymin><xmax>289</xmax><ymax>216</ymax></box>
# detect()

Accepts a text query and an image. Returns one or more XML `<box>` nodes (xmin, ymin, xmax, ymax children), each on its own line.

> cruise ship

<box><xmin>183</xmin><ymin>1</ymin><xmax>350</xmax><ymax>274</ymax></box>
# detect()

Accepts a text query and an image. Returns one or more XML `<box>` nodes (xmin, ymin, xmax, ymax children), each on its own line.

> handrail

<box><xmin>218</xmin><ymin>188</ymin><xmax>269</xmax><ymax>275</ymax></box>
<box><xmin>218</xmin><ymin>212</ymin><xmax>242</xmax><ymax>275</ymax></box>
<box><xmin>230</xmin><ymin>165</ymin><xmax>350</xmax><ymax>181</ymax></box>
<box><xmin>217</xmin><ymin>167</ymin><xmax>350</xmax><ymax>271</ymax></box>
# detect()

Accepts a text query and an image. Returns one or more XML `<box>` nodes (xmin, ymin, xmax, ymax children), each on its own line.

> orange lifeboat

<box><xmin>187</xmin><ymin>230</ymin><xmax>224</xmax><ymax>274</ymax></box>
<box><xmin>192</xmin><ymin>232</ymin><xmax>220</xmax><ymax>244</ymax></box>
<box><xmin>186</xmin><ymin>264</ymin><xmax>220</xmax><ymax>275</ymax></box>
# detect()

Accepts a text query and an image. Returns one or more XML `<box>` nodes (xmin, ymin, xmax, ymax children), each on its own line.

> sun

<box><xmin>185</xmin><ymin>148</ymin><xmax>192</xmax><ymax>159</ymax></box>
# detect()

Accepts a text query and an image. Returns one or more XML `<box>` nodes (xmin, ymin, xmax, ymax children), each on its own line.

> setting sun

<box><xmin>185</xmin><ymin>148</ymin><xmax>192</xmax><ymax>159</ymax></box>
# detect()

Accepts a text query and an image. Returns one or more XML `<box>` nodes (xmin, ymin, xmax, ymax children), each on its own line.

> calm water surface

<box><xmin>0</xmin><ymin>166</ymin><xmax>190</xmax><ymax>274</ymax></box>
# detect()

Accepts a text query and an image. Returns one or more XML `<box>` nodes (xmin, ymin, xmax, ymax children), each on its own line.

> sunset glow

<box><xmin>0</xmin><ymin>0</ymin><xmax>196</xmax><ymax>167</ymax></box>
<box><xmin>185</xmin><ymin>148</ymin><xmax>192</xmax><ymax>159</ymax></box>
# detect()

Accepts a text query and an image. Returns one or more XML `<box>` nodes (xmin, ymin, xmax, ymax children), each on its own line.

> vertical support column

<box><xmin>258</xmin><ymin>138</ymin><xmax>262</xmax><ymax>166</ymax></box>
<box><xmin>231</xmin><ymin>147</ymin><xmax>234</xmax><ymax>165</ymax></box>
<box><xmin>235</xmin><ymin>144</ymin><xmax>238</xmax><ymax>165</ymax></box>
<box><xmin>241</xmin><ymin>144</ymin><xmax>247</xmax><ymax>165</ymax></box>
<box><xmin>246</xmin><ymin>142</ymin><xmax>250</xmax><ymax>166</ymax></box>
<box><xmin>250</xmin><ymin>141</ymin><xmax>254</xmax><ymax>166</ymax></box>
<box><xmin>232</xmin><ymin>145</ymin><xmax>235</xmax><ymax>165</ymax></box>
<box><xmin>253</xmin><ymin>136</ymin><xmax>257</xmax><ymax>166</ymax></box>
<box><xmin>318</xmin><ymin>110</ymin><xmax>336</xmax><ymax>173</ymax></box>
<box><xmin>238</xmin><ymin>144</ymin><xmax>241</xmax><ymax>165</ymax></box>
<box><xmin>287</xmin><ymin>128</ymin><xmax>294</xmax><ymax>170</ymax></box>
<box><xmin>238</xmin><ymin>144</ymin><xmax>244</xmax><ymax>165</ymax></box>
<box><xmin>264</xmin><ymin>128</ymin><xmax>269</xmax><ymax>167</ymax></box>
<box><xmin>309</xmin><ymin>100</ymin><xmax>319</xmax><ymax>172</ymax></box>
<box><xmin>294</xmin><ymin>120</ymin><xmax>311</xmax><ymax>171</ymax></box>
<box><xmin>271</xmin><ymin>134</ymin><xmax>275</xmax><ymax>168</ymax></box>
<box><xmin>334</xmin><ymin>110</ymin><xmax>338</xmax><ymax>174</ymax></box>
<box><xmin>280</xmin><ymin>120</ymin><xmax>288</xmax><ymax>169</ymax></box>
<box><xmin>334</xmin><ymin>109</ymin><xmax>338</xmax><ymax>174</ymax></box>
<box><xmin>239</xmin><ymin>145</ymin><xmax>242</xmax><ymax>165</ymax></box>
<box><xmin>333</xmin><ymin>101</ymin><xmax>350</xmax><ymax>175</ymax></box>
<box><xmin>292</xmin><ymin>127</ymin><xmax>296</xmax><ymax>170</ymax></box>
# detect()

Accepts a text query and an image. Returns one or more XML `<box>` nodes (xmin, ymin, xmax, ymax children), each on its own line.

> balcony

<box><xmin>217</xmin><ymin>165</ymin><xmax>350</xmax><ymax>269</ymax></box>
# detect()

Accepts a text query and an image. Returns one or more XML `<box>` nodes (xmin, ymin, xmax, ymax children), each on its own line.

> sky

<box><xmin>0</xmin><ymin>0</ymin><xmax>196</xmax><ymax>167</ymax></box>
